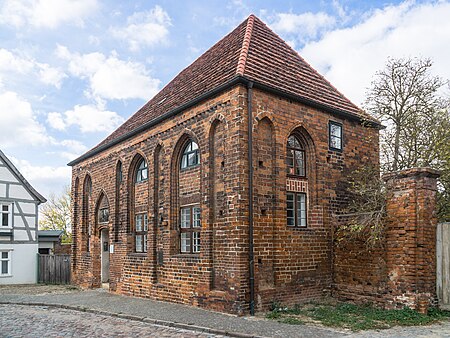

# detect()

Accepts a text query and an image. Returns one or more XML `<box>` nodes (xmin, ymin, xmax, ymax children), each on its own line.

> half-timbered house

<box><xmin>0</xmin><ymin>149</ymin><xmax>46</xmax><ymax>284</ymax></box>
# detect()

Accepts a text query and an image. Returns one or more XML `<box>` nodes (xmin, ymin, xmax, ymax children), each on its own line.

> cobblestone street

<box><xmin>0</xmin><ymin>304</ymin><xmax>225</xmax><ymax>338</ymax></box>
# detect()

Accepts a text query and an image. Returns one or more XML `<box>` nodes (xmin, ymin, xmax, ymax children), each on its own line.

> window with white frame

<box><xmin>135</xmin><ymin>213</ymin><xmax>148</xmax><ymax>253</ymax></box>
<box><xmin>0</xmin><ymin>251</ymin><xmax>11</xmax><ymax>276</ymax></box>
<box><xmin>135</xmin><ymin>159</ymin><xmax>148</xmax><ymax>183</ymax></box>
<box><xmin>287</xmin><ymin>192</ymin><xmax>307</xmax><ymax>227</ymax></box>
<box><xmin>181</xmin><ymin>141</ymin><xmax>199</xmax><ymax>169</ymax></box>
<box><xmin>180</xmin><ymin>205</ymin><xmax>201</xmax><ymax>253</ymax></box>
<box><xmin>329</xmin><ymin>121</ymin><xmax>343</xmax><ymax>151</ymax></box>
<box><xmin>0</xmin><ymin>203</ymin><xmax>12</xmax><ymax>228</ymax></box>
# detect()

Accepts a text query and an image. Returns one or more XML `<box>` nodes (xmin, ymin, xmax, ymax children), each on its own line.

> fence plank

<box><xmin>37</xmin><ymin>254</ymin><xmax>71</xmax><ymax>285</ymax></box>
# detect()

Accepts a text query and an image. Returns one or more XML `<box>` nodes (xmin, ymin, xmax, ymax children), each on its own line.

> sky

<box><xmin>0</xmin><ymin>0</ymin><xmax>449</xmax><ymax>200</ymax></box>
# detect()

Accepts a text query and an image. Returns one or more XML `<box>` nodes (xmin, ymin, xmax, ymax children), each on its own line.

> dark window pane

<box><xmin>1</xmin><ymin>260</ymin><xmax>8</xmax><ymax>274</ymax></box>
<box><xmin>1</xmin><ymin>252</ymin><xmax>8</xmax><ymax>259</ymax></box>
<box><xmin>2</xmin><ymin>205</ymin><xmax>8</xmax><ymax>212</ymax></box>
<box><xmin>2</xmin><ymin>213</ymin><xmax>8</xmax><ymax>227</ymax></box>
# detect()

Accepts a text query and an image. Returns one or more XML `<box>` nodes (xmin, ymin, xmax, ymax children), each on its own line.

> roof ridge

<box><xmin>236</xmin><ymin>14</ymin><xmax>255</xmax><ymax>76</ymax></box>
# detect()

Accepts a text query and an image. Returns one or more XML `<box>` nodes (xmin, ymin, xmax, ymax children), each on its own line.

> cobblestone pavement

<box><xmin>0</xmin><ymin>304</ymin><xmax>225</xmax><ymax>338</ymax></box>
<box><xmin>2</xmin><ymin>285</ymin><xmax>450</xmax><ymax>338</ymax></box>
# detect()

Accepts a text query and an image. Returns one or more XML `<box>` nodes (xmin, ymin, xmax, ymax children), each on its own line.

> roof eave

<box><xmin>68</xmin><ymin>75</ymin><xmax>382</xmax><ymax>166</ymax></box>
<box><xmin>0</xmin><ymin>150</ymin><xmax>47</xmax><ymax>204</ymax></box>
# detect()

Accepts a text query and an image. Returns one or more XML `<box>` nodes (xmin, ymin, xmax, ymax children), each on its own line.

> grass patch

<box><xmin>265</xmin><ymin>302</ymin><xmax>450</xmax><ymax>331</ymax></box>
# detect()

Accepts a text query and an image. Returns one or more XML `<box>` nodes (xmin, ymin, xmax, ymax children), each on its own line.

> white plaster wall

<box><xmin>25</xmin><ymin>216</ymin><xmax>36</xmax><ymax>228</ymax></box>
<box><xmin>20</xmin><ymin>202</ymin><xmax>36</xmax><ymax>215</ymax></box>
<box><xmin>0</xmin><ymin>167</ymin><xmax>18</xmax><ymax>182</ymax></box>
<box><xmin>14</xmin><ymin>230</ymin><xmax>29</xmax><ymax>241</ymax></box>
<box><xmin>0</xmin><ymin>244</ymin><xmax>38</xmax><ymax>284</ymax></box>
<box><xmin>13</xmin><ymin>215</ymin><xmax>24</xmax><ymax>227</ymax></box>
<box><xmin>0</xmin><ymin>183</ymin><xmax>6</xmax><ymax>197</ymax></box>
<box><xmin>9</xmin><ymin>185</ymin><xmax>32</xmax><ymax>200</ymax></box>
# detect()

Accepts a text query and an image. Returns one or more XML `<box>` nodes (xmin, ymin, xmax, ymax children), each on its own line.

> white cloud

<box><xmin>0</xmin><ymin>0</ymin><xmax>98</xmax><ymax>29</ymax></box>
<box><xmin>0</xmin><ymin>91</ymin><xmax>52</xmax><ymax>147</ymax></box>
<box><xmin>300</xmin><ymin>1</ymin><xmax>450</xmax><ymax>105</ymax></box>
<box><xmin>47</xmin><ymin>112</ymin><xmax>66</xmax><ymax>130</ymax></box>
<box><xmin>9</xmin><ymin>156</ymin><xmax>71</xmax><ymax>199</ymax></box>
<box><xmin>0</xmin><ymin>48</ymin><xmax>66</xmax><ymax>88</ymax></box>
<box><xmin>37</xmin><ymin>63</ymin><xmax>67</xmax><ymax>88</ymax></box>
<box><xmin>270</xmin><ymin>12</ymin><xmax>336</xmax><ymax>42</ymax></box>
<box><xmin>48</xmin><ymin>104</ymin><xmax>124</xmax><ymax>133</ymax></box>
<box><xmin>56</xmin><ymin>45</ymin><xmax>160</xmax><ymax>100</ymax></box>
<box><xmin>110</xmin><ymin>5</ymin><xmax>171</xmax><ymax>51</ymax></box>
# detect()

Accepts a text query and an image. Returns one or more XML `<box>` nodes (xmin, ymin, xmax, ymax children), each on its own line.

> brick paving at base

<box><xmin>0</xmin><ymin>304</ymin><xmax>224</xmax><ymax>338</ymax></box>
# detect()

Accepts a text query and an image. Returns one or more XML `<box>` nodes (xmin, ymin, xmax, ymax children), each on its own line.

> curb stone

<box><xmin>0</xmin><ymin>301</ymin><xmax>267</xmax><ymax>338</ymax></box>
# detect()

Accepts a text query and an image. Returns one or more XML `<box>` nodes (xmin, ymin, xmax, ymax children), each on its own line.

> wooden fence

<box><xmin>437</xmin><ymin>222</ymin><xmax>450</xmax><ymax>309</ymax></box>
<box><xmin>37</xmin><ymin>254</ymin><xmax>71</xmax><ymax>284</ymax></box>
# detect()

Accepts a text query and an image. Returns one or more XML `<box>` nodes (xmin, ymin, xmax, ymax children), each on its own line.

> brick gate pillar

<box><xmin>383</xmin><ymin>168</ymin><xmax>440</xmax><ymax>310</ymax></box>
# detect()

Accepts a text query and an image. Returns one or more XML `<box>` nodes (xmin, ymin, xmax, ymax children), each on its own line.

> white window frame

<box><xmin>287</xmin><ymin>192</ymin><xmax>307</xmax><ymax>227</ymax></box>
<box><xmin>0</xmin><ymin>250</ymin><xmax>12</xmax><ymax>277</ymax></box>
<box><xmin>180</xmin><ymin>205</ymin><xmax>201</xmax><ymax>253</ymax></box>
<box><xmin>135</xmin><ymin>213</ymin><xmax>148</xmax><ymax>253</ymax></box>
<box><xmin>0</xmin><ymin>203</ymin><xmax>12</xmax><ymax>229</ymax></box>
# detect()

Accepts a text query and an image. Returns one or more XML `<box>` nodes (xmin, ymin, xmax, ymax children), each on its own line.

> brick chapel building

<box><xmin>69</xmin><ymin>15</ymin><xmax>381</xmax><ymax>314</ymax></box>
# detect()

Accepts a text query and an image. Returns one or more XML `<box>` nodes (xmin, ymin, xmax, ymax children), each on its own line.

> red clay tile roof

<box><xmin>69</xmin><ymin>15</ymin><xmax>376</xmax><ymax>166</ymax></box>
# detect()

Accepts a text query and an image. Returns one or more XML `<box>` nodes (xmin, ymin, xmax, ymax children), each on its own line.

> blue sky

<box><xmin>0</xmin><ymin>0</ymin><xmax>449</xmax><ymax>199</ymax></box>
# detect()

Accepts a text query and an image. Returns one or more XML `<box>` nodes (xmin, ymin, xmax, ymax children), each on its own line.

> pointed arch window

<box><xmin>287</xmin><ymin>135</ymin><xmax>306</xmax><ymax>177</ymax></box>
<box><xmin>135</xmin><ymin>159</ymin><xmax>148</xmax><ymax>183</ymax></box>
<box><xmin>181</xmin><ymin>140</ymin><xmax>199</xmax><ymax>169</ymax></box>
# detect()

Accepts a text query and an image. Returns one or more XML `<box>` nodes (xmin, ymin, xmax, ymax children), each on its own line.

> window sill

<box><xmin>287</xmin><ymin>226</ymin><xmax>312</xmax><ymax>231</ymax></box>
<box><xmin>0</xmin><ymin>274</ymin><xmax>12</xmax><ymax>278</ymax></box>
<box><xmin>128</xmin><ymin>252</ymin><xmax>148</xmax><ymax>257</ymax></box>
<box><xmin>286</xmin><ymin>174</ymin><xmax>307</xmax><ymax>179</ymax></box>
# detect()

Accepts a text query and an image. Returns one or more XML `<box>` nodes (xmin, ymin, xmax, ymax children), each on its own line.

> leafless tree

<box><xmin>364</xmin><ymin>57</ymin><xmax>445</xmax><ymax>171</ymax></box>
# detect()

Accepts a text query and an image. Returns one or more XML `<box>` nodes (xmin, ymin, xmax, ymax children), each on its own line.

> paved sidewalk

<box><xmin>0</xmin><ymin>286</ymin><xmax>341</xmax><ymax>338</ymax></box>
<box><xmin>1</xmin><ymin>285</ymin><xmax>450</xmax><ymax>338</ymax></box>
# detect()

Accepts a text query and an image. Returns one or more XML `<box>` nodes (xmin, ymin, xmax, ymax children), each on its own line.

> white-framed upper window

<box><xmin>0</xmin><ymin>203</ymin><xmax>12</xmax><ymax>228</ymax></box>
<box><xmin>136</xmin><ymin>159</ymin><xmax>148</xmax><ymax>183</ymax></box>
<box><xmin>329</xmin><ymin>121</ymin><xmax>343</xmax><ymax>151</ymax></box>
<box><xmin>0</xmin><ymin>251</ymin><xmax>11</xmax><ymax>276</ymax></box>
<box><xmin>181</xmin><ymin>141</ymin><xmax>199</xmax><ymax>169</ymax></box>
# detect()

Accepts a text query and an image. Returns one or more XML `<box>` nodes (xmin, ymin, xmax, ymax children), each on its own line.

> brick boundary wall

<box><xmin>333</xmin><ymin>167</ymin><xmax>440</xmax><ymax>310</ymax></box>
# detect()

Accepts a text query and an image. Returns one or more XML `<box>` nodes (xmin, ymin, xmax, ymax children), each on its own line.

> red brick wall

<box><xmin>333</xmin><ymin>168</ymin><xmax>440</xmax><ymax>309</ymax></box>
<box><xmin>71</xmin><ymin>84</ymin><xmax>380</xmax><ymax>314</ymax></box>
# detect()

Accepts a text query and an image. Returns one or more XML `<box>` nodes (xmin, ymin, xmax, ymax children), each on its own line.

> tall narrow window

<box><xmin>136</xmin><ymin>159</ymin><xmax>148</xmax><ymax>182</ymax></box>
<box><xmin>287</xmin><ymin>135</ymin><xmax>306</xmax><ymax>176</ymax></box>
<box><xmin>117</xmin><ymin>161</ymin><xmax>123</xmax><ymax>183</ymax></box>
<box><xmin>329</xmin><ymin>121</ymin><xmax>343</xmax><ymax>151</ymax></box>
<box><xmin>286</xmin><ymin>192</ymin><xmax>307</xmax><ymax>227</ymax></box>
<box><xmin>0</xmin><ymin>251</ymin><xmax>11</xmax><ymax>276</ymax></box>
<box><xmin>181</xmin><ymin>141</ymin><xmax>199</xmax><ymax>169</ymax></box>
<box><xmin>180</xmin><ymin>205</ymin><xmax>201</xmax><ymax>253</ymax></box>
<box><xmin>0</xmin><ymin>204</ymin><xmax>12</xmax><ymax>228</ymax></box>
<box><xmin>135</xmin><ymin>213</ymin><xmax>148</xmax><ymax>253</ymax></box>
